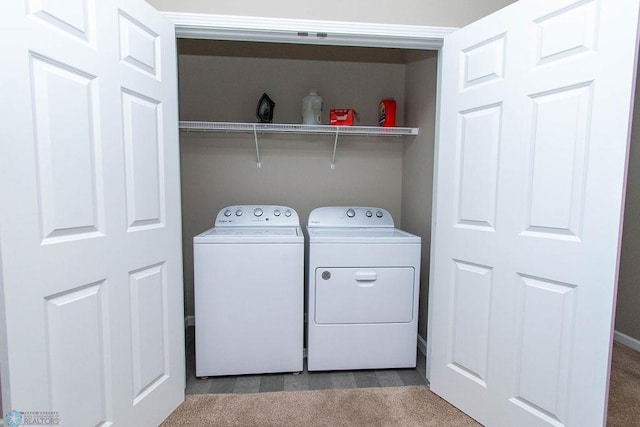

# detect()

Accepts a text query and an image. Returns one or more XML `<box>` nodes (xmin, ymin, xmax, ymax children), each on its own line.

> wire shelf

<box><xmin>179</xmin><ymin>121</ymin><xmax>419</xmax><ymax>169</ymax></box>
<box><xmin>179</xmin><ymin>121</ymin><xmax>418</xmax><ymax>136</ymax></box>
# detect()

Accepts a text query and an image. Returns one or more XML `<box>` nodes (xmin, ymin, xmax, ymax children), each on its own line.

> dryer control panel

<box><xmin>308</xmin><ymin>206</ymin><xmax>394</xmax><ymax>228</ymax></box>
<box><xmin>215</xmin><ymin>205</ymin><xmax>300</xmax><ymax>226</ymax></box>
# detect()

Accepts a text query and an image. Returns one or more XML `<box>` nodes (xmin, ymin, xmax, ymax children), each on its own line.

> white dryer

<box><xmin>306</xmin><ymin>206</ymin><xmax>421</xmax><ymax>371</ymax></box>
<box><xmin>194</xmin><ymin>205</ymin><xmax>303</xmax><ymax>376</ymax></box>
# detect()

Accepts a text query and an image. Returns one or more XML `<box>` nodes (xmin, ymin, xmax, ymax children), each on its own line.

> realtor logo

<box><xmin>3</xmin><ymin>410</ymin><xmax>60</xmax><ymax>426</ymax></box>
<box><xmin>4</xmin><ymin>411</ymin><xmax>24</xmax><ymax>427</ymax></box>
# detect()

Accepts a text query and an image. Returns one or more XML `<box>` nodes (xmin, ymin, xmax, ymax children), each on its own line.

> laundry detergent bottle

<box><xmin>302</xmin><ymin>89</ymin><xmax>323</xmax><ymax>125</ymax></box>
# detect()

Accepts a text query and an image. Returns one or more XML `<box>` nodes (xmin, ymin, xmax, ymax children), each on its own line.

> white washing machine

<box><xmin>306</xmin><ymin>206</ymin><xmax>421</xmax><ymax>371</ymax></box>
<box><xmin>194</xmin><ymin>205</ymin><xmax>304</xmax><ymax>376</ymax></box>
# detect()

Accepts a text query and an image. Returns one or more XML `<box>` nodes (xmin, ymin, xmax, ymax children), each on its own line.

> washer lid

<box><xmin>194</xmin><ymin>226</ymin><xmax>303</xmax><ymax>244</ymax></box>
<box><xmin>307</xmin><ymin>227</ymin><xmax>420</xmax><ymax>244</ymax></box>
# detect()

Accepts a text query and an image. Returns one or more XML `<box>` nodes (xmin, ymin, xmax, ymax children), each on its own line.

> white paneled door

<box><xmin>0</xmin><ymin>0</ymin><xmax>184</xmax><ymax>426</ymax></box>
<box><xmin>430</xmin><ymin>0</ymin><xmax>639</xmax><ymax>426</ymax></box>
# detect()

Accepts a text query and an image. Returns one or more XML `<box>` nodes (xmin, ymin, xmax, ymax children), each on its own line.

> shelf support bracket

<box><xmin>330</xmin><ymin>130</ymin><xmax>339</xmax><ymax>169</ymax></box>
<box><xmin>253</xmin><ymin>124</ymin><xmax>261</xmax><ymax>168</ymax></box>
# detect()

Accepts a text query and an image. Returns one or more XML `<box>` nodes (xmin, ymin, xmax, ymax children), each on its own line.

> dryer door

<box><xmin>314</xmin><ymin>267</ymin><xmax>415</xmax><ymax>324</ymax></box>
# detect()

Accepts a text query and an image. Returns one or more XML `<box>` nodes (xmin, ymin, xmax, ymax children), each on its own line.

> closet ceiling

<box><xmin>178</xmin><ymin>39</ymin><xmax>437</xmax><ymax>64</ymax></box>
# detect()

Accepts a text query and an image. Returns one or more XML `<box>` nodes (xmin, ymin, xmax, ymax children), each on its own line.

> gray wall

<box><xmin>401</xmin><ymin>53</ymin><xmax>438</xmax><ymax>339</ymax></box>
<box><xmin>179</xmin><ymin>49</ymin><xmax>407</xmax><ymax>317</ymax></box>
<box><xmin>616</xmin><ymin>68</ymin><xmax>640</xmax><ymax>343</ymax></box>
<box><xmin>177</xmin><ymin>45</ymin><xmax>444</xmax><ymax>343</ymax></box>
<box><xmin>147</xmin><ymin>0</ymin><xmax>514</xmax><ymax>27</ymax></box>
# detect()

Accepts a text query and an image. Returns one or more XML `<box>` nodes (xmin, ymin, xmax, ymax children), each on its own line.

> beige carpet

<box><xmin>161</xmin><ymin>386</ymin><xmax>478</xmax><ymax>426</ymax></box>
<box><xmin>607</xmin><ymin>342</ymin><xmax>640</xmax><ymax>426</ymax></box>
<box><xmin>162</xmin><ymin>343</ymin><xmax>639</xmax><ymax>426</ymax></box>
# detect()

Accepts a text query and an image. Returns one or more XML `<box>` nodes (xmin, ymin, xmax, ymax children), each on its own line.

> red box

<box><xmin>330</xmin><ymin>109</ymin><xmax>358</xmax><ymax>126</ymax></box>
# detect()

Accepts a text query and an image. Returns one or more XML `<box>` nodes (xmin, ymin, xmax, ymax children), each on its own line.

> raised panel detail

<box><xmin>122</xmin><ymin>90</ymin><xmax>164</xmax><ymax>231</ymax></box>
<box><xmin>45</xmin><ymin>281</ymin><xmax>110</xmax><ymax>425</ymax></box>
<box><xmin>509</xmin><ymin>275</ymin><xmax>576</xmax><ymax>425</ymax></box>
<box><xmin>30</xmin><ymin>54</ymin><xmax>104</xmax><ymax>244</ymax></box>
<box><xmin>534</xmin><ymin>0</ymin><xmax>597</xmax><ymax>66</ymax></box>
<box><xmin>448</xmin><ymin>260</ymin><xmax>493</xmax><ymax>387</ymax></box>
<box><xmin>461</xmin><ymin>34</ymin><xmax>506</xmax><ymax>89</ymax></box>
<box><xmin>522</xmin><ymin>83</ymin><xmax>592</xmax><ymax>241</ymax></box>
<box><xmin>130</xmin><ymin>263</ymin><xmax>168</xmax><ymax>404</ymax></box>
<box><xmin>118</xmin><ymin>11</ymin><xmax>159</xmax><ymax>77</ymax></box>
<box><xmin>28</xmin><ymin>0</ymin><xmax>94</xmax><ymax>42</ymax></box>
<box><xmin>455</xmin><ymin>104</ymin><xmax>502</xmax><ymax>231</ymax></box>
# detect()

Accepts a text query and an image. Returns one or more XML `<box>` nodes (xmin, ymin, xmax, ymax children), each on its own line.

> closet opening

<box><xmin>176</xmin><ymin>37</ymin><xmax>440</xmax><ymax>392</ymax></box>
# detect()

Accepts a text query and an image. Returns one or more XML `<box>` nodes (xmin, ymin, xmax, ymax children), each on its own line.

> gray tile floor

<box><xmin>184</xmin><ymin>326</ymin><xmax>428</xmax><ymax>395</ymax></box>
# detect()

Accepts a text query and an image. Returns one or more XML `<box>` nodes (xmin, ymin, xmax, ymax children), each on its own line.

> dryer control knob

<box><xmin>365</xmin><ymin>210</ymin><xmax>373</xmax><ymax>218</ymax></box>
<box><xmin>376</xmin><ymin>210</ymin><xmax>383</xmax><ymax>218</ymax></box>
<box><xmin>253</xmin><ymin>208</ymin><xmax>263</xmax><ymax>217</ymax></box>
<box><xmin>284</xmin><ymin>210</ymin><xmax>292</xmax><ymax>217</ymax></box>
<box><xmin>235</xmin><ymin>209</ymin><xmax>243</xmax><ymax>216</ymax></box>
<box><xmin>274</xmin><ymin>209</ymin><xmax>281</xmax><ymax>216</ymax></box>
<box><xmin>346</xmin><ymin>209</ymin><xmax>356</xmax><ymax>218</ymax></box>
<box><xmin>224</xmin><ymin>209</ymin><xmax>232</xmax><ymax>217</ymax></box>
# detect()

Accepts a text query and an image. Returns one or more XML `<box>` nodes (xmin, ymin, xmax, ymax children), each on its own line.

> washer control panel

<box><xmin>307</xmin><ymin>206</ymin><xmax>394</xmax><ymax>227</ymax></box>
<box><xmin>215</xmin><ymin>205</ymin><xmax>299</xmax><ymax>226</ymax></box>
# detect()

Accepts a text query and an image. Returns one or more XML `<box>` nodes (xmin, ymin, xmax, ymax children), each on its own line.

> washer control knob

<box><xmin>346</xmin><ymin>209</ymin><xmax>356</xmax><ymax>218</ymax></box>
<box><xmin>284</xmin><ymin>210</ymin><xmax>292</xmax><ymax>217</ymax></box>
<box><xmin>253</xmin><ymin>208</ymin><xmax>263</xmax><ymax>217</ymax></box>
<box><xmin>321</xmin><ymin>271</ymin><xmax>331</xmax><ymax>280</ymax></box>
<box><xmin>224</xmin><ymin>209</ymin><xmax>232</xmax><ymax>217</ymax></box>
<box><xmin>274</xmin><ymin>209</ymin><xmax>281</xmax><ymax>217</ymax></box>
<box><xmin>376</xmin><ymin>210</ymin><xmax>383</xmax><ymax>218</ymax></box>
<box><xmin>365</xmin><ymin>210</ymin><xmax>373</xmax><ymax>218</ymax></box>
<box><xmin>235</xmin><ymin>209</ymin><xmax>243</xmax><ymax>216</ymax></box>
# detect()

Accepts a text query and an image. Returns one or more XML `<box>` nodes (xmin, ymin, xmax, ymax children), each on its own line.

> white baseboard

<box><xmin>184</xmin><ymin>315</ymin><xmax>195</xmax><ymax>329</ymax></box>
<box><xmin>614</xmin><ymin>330</ymin><xmax>640</xmax><ymax>352</ymax></box>
<box><xmin>417</xmin><ymin>334</ymin><xmax>427</xmax><ymax>357</ymax></box>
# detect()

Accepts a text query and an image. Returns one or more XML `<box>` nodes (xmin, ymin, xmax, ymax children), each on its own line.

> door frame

<box><xmin>163</xmin><ymin>12</ymin><xmax>456</xmax><ymax>49</ymax></box>
<box><xmin>162</xmin><ymin>11</ymin><xmax>453</xmax><ymax>381</ymax></box>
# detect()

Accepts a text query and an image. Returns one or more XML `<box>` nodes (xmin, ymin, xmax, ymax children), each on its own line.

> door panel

<box><xmin>122</xmin><ymin>89</ymin><xmax>164</xmax><ymax>230</ymax></box>
<box><xmin>450</xmin><ymin>260</ymin><xmax>492</xmax><ymax>387</ymax></box>
<box><xmin>455</xmin><ymin>104</ymin><xmax>502</xmax><ymax>230</ymax></box>
<box><xmin>30</xmin><ymin>53</ymin><xmax>104</xmax><ymax>243</ymax></box>
<box><xmin>46</xmin><ymin>282</ymin><xmax>109</xmax><ymax>426</ymax></box>
<box><xmin>27</xmin><ymin>0</ymin><xmax>94</xmax><ymax>42</ymax></box>
<box><xmin>461</xmin><ymin>34</ymin><xmax>506</xmax><ymax>89</ymax></box>
<box><xmin>129</xmin><ymin>263</ymin><xmax>168</xmax><ymax>405</ymax></box>
<box><xmin>533</xmin><ymin>1</ymin><xmax>597</xmax><ymax>66</ymax></box>
<box><xmin>524</xmin><ymin>84</ymin><xmax>591</xmax><ymax>239</ymax></box>
<box><xmin>118</xmin><ymin>11</ymin><xmax>160</xmax><ymax>77</ymax></box>
<box><xmin>512</xmin><ymin>275</ymin><xmax>575</xmax><ymax>420</ymax></box>
<box><xmin>0</xmin><ymin>0</ymin><xmax>184</xmax><ymax>425</ymax></box>
<box><xmin>429</xmin><ymin>0</ymin><xmax>640</xmax><ymax>426</ymax></box>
